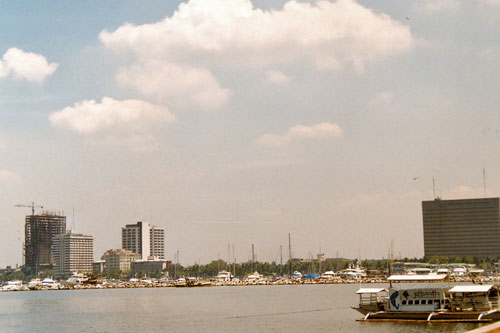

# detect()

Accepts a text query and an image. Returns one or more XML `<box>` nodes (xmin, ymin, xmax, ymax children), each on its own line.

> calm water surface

<box><xmin>0</xmin><ymin>284</ymin><xmax>486</xmax><ymax>332</ymax></box>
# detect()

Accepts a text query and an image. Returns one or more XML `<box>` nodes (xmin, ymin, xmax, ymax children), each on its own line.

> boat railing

<box><xmin>450</xmin><ymin>297</ymin><xmax>498</xmax><ymax>311</ymax></box>
<box><xmin>488</xmin><ymin>296</ymin><xmax>499</xmax><ymax>309</ymax></box>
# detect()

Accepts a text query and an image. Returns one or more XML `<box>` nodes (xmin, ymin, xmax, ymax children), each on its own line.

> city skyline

<box><xmin>2</xmin><ymin>0</ymin><xmax>500</xmax><ymax>267</ymax></box>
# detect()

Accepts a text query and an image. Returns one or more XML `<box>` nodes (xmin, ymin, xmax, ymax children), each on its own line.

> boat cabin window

<box><xmin>415</xmin><ymin>300</ymin><xmax>420</xmax><ymax>305</ymax></box>
<box><xmin>408</xmin><ymin>300</ymin><xmax>413</xmax><ymax>305</ymax></box>
<box><xmin>427</xmin><ymin>300</ymin><xmax>433</xmax><ymax>305</ymax></box>
<box><xmin>402</xmin><ymin>300</ymin><xmax>407</xmax><ymax>305</ymax></box>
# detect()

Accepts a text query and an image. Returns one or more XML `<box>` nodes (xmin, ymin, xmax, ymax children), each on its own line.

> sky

<box><xmin>1</xmin><ymin>0</ymin><xmax>500</xmax><ymax>267</ymax></box>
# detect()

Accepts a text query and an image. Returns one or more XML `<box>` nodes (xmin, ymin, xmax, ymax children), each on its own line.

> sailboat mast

<box><xmin>288</xmin><ymin>233</ymin><xmax>292</xmax><ymax>277</ymax></box>
<box><xmin>232</xmin><ymin>243</ymin><xmax>235</xmax><ymax>276</ymax></box>
<box><xmin>280</xmin><ymin>245</ymin><xmax>283</xmax><ymax>276</ymax></box>
<box><xmin>227</xmin><ymin>243</ymin><xmax>230</xmax><ymax>271</ymax></box>
<box><xmin>251</xmin><ymin>244</ymin><xmax>255</xmax><ymax>272</ymax></box>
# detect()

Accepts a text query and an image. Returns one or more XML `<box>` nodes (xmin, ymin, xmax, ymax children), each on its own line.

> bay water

<box><xmin>0</xmin><ymin>284</ymin><xmax>484</xmax><ymax>332</ymax></box>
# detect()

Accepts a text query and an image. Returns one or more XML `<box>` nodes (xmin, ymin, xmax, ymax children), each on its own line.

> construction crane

<box><xmin>14</xmin><ymin>202</ymin><xmax>43</xmax><ymax>215</ymax></box>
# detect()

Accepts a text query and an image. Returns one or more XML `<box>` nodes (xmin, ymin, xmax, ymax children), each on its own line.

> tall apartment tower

<box><xmin>122</xmin><ymin>222</ymin><xmax>165</xmax><ymax>259</ymax></box>
<box><xmin>52</xmin><ymin>231</ymin><xmax>94</xmax><ymax>278</ymax></box>
<box><xmin>422</xmin><ymin>197</ymin><xmax>500</xmax><ymax>258</ymax></box>
<box><xmin>24</xmin><ymin>213</ymin><xmax>66</xmax><ymax>274</ymax></box>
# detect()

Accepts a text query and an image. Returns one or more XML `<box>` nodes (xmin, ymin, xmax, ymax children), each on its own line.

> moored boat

<box><xmin>41</xmin><ymin>277</ymin><xmax>61</xmax><ymax>290</ymax></box>
<box><xmin>353</xmin><ymin>278</ymin><xmax>500</xmax><ymax>323</ymax></box>
<box><xmin>2</xmin><ymin>280</ymin><xmax>23</xmax><ymax>291</ymax></box>
<box><xmin>338</xmin><ymin>264</ymin><xmax>366</xmax><ymax>280</ymax></box>
<box><xmin>28</xmin><ymin>278</ymin><xmax>42</xmax><ymax>290</ymax></box>
<box><xmin>67</xmin><ymin>273</ymin><xmax>88</xmax><ymax>285</ymax></box>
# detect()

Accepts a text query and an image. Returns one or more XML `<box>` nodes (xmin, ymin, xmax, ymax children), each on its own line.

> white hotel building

<box><xmin>122</xmin><ymin>221</ymin><xmax>165</xmax><ymax>260</ymax></box>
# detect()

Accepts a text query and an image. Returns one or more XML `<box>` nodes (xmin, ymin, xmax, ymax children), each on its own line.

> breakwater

<box><xmin>4</xmin><ymin>275</ymin><xmax>500</xmax><ymax>292</ymax></box>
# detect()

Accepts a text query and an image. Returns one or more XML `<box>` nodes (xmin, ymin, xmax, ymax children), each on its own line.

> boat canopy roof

<box><xmin>448</xmin><ymin>285</ymin><xmax>494</xmax><ymax>293</ymax></box>
<box><xmin>388</xmin><ymin>274</ymin><xmax>448</xmax><ymax>281</ymax></box>
<box><xmin>356</xmin><ymin>288</ymin><xmax>388</xmax><ymax>294</ymax></box>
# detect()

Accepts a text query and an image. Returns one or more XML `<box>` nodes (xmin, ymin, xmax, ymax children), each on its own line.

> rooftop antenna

<box><xmin>432</xmin><ymin>176</ymin><xmax>436</xmax><ymax>199</ymax></box>
<box><xmin>390</xmin><ymin>239</ymin><xmax>394</xmax><ymax>261</ymax></box>
<box><xmin>72</xmin><ymin>204</ymin><xmax>75</xmax><ymax>231</ymax></box>
<box><xmin>483</xmin><ymin>168</ymin><xmax>487</xmax><ymax>198</ymax></box>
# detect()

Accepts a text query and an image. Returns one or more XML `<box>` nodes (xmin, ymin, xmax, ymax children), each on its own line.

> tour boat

<box><xmin>353</xmin><ymin>281</ymin><xmax>500</xmax><ymax>323</ymax></box>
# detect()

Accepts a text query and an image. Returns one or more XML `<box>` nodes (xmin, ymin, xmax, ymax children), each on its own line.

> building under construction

<box><xmin>24</xmin><ymin>213</ymin><xmax>66</xmax><ymax>275</ymax></box>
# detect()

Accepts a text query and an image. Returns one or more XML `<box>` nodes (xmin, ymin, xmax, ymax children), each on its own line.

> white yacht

<box><xmin>2</xmin><ymin>280</ymin><xmax>23</xmax><ymax>291</ymax></box>
<box><xmin>216</xmin><ymin>270</ymin><xmax>232</xmax><ymax>282</ymax></box>
<box><xmin>246</xmin><ymin>271</ymin><xmax>264</xmax><ymax>284</ymax></box>
<box><xmin>67</xmin><ymin>273</ymin><xmax>88</xmax><ymax>284</ymax></box>
<box><xmin>41</xmin><ymin>277</ymin><xmax>61</xmax><ymax>289</ymax></box>
<box><xmin>28</xmin><ymin>278</ymin><xmax>42</xmax><ymax>289</ymax></box>
<box><xmin>321</xmin><ymin>271</ymin><xmax>340</xmax><ymax>280</ymax></box>
<box><xmin>338</xmin><ymin>264</ymin><xmax>366</xmax><ymax>280</ymax></box>
<box><xmin>175</xmin><ymin>277</ymin><xmax>187</xmax><ymax>287</ymax></box>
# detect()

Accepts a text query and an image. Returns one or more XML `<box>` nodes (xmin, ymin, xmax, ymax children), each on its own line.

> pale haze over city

<box><xmin>1</xmin><ymin>0</ymin><xmax>500</xmax><ymax>268</ymax></box>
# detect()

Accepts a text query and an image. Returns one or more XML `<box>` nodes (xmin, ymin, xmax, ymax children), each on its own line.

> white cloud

<box><xmin>100</xmin><ymin>0</ymin><xmax>412</xmax><ymax>70</ymax></box>
<box><xmin>0</xmin><ymin>48</ymin><xmax>58</xmax><ymax>82</ymax></box>
<box><xmin>100</xmin><ymin>0</ymin><xmax>413</xmax><ymax>109</ymax></box>
<box><xmin>368</xmin><ymin>90</ymin><xmax>394</xmax><ymax>107</ymax></box>
<box><xmin>49</xmin><ymin>97</ymin><xmax>175</xmax><ymax>133</ymax></box>
<box><xmin>415</xmin><ymin>0</ymin><xmax>460</xmax><ymax>12</ymax></box>
<box><xmin>0</xmin><ymin>169</ymin><xmax>21</xmax><ymax>183</ymax></box>
<box><xmin>117</xmin><ymin>61</ymin><xmax>230</xmax><ymax>111</ymax></box>
<box><xmin>265</xmin><ymin>69</ymin><xmax>293</xmax><ymax>84</ymax></box>
<box><xmin>257</xmin><ymin>122</ymin><xmax>343</xmax><ymax>147</ymax></box>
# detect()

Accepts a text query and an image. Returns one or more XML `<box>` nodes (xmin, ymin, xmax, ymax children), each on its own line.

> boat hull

<box><xmin>353</xmin><ymin>307</ymin><xmax>500</xmax><ymax>322</ymax></box>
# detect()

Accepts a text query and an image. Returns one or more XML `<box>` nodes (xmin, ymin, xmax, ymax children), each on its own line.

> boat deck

<box><xmin>357</xmin><ymin>318</ymin><xmax>493</xmax><ymax>323</ymax></box>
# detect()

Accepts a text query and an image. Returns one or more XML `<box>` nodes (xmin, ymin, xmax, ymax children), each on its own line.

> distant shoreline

<box><xmin>3</xmin><ymin>276</ymin><xmax>500</xmax><ymax>293</ymax></box>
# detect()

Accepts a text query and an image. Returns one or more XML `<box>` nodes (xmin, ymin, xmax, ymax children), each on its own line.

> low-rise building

<box><xmin>93</xmin><ymin>260</ymin><xmax>106</xmax><ymax>274</ymax></box>
<box><xmin>131</xmin><ymin>257</ymin><xmax>168</xmax><ymax>273</ymax></box>
<box><xmin>101</xmin><ymin>249</ymin><xmax>140</xmax><ymax>273</ymax></box>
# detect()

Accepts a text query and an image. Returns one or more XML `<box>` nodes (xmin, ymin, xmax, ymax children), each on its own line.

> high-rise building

<box><xmin>24</xmin><ymin>213</ymin><xmax>66</xmax><ymax>275</ymax></box>
<box><xmin>150</xmin><ymin>227</ymin><xmax>165</xmax><ymax>259</ymax></box>
<box><xmin>122</xmin><ymin>221</ymin><xmax>165</xmax><ymax>259</ymax></box>
<box><xmin>52</xmin><ymin>231</ymin><xmax>94</xmax><ymax>278</ymax></box>
<box><xmin>422</xmin><ymin>197</ymin><xmax>500</xmax><ymax>258</ymax></box>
